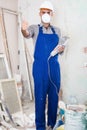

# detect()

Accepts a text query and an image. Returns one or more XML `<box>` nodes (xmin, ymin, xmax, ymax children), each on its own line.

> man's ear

<box><xmin>39</xmin><ymin>11</ymin><xmax>41</xmax><ymax>17</ymax></box>
<box><xmin>51</xmin><ymin>12</ymin><xmax>53</xmax><ymax>16</ymax></box>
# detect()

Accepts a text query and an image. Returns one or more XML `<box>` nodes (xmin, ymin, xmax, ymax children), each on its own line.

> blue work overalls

<box><xmin>33</xmin><ymin>25</ymin><xmax>60</xmax><ymax>130</ymax></box>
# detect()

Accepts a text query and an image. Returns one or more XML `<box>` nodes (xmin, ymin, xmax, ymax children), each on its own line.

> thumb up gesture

<box><xmin>21</xmin><ymin>20</ymin><xmax>29</xmax><ymax>37</ymax></box>
<box><xmin>21</xmin><ymin>20</ymin><xmax>29</xmax><ymax>30</ymax></box>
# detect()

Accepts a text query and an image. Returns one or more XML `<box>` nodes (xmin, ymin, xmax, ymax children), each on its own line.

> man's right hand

<box><xmin>21</xmin><ymin>20</ymin><xmax>29</xmax><ymax>37</ymax></box>
<box><xmin>21</xmin><ymin>20</ymin><xmax>29</xmax><ymax>30</ymax></box>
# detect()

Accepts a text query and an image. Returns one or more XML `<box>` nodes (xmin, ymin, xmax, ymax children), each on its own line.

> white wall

<box><xmin>0</xmin><ymin>0</ymin><xmax>18</xmax><ymax>11</ymax></box>
<box><xmin>19</xmin><ymin>0</ymin><xmax>87</xmax><ymax>104</ymax></box>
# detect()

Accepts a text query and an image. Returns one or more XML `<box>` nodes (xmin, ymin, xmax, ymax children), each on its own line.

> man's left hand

<box><xmin>57</xmin><ymin>45</ymin><xmax>65</xmax><ymax>53</ymax></box>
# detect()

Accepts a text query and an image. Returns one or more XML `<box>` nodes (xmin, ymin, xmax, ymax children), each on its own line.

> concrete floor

<box><xmin>0</xmin><ymin>100</ymin><xmax>36</xmax><ymax>130</ymax></box>
<box><xmin>22</xmin><ymin>100</ymin><xmax>36</xmax><ymax>130</ymax></box>
<box><xmin>23</xmin><ymin>100</ymin><xmax>35</xmax><ymax>115</ymax></box>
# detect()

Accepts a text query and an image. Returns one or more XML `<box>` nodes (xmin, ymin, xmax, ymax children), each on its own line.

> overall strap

<box><xmin>38</xmin><ymin>24</ymin><xmax>43</xmax><ymax>33</ymax></box>
<box><xmin>50</xmin><ymin>26</ymin><xmax>56</xmax><ymax>34</ymax></box>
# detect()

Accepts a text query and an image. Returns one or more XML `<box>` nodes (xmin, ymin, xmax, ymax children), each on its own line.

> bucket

<box><xmin>64</xmin><ymin>106</ymin><xmax>87</xmax><ymax>130</ymax></box>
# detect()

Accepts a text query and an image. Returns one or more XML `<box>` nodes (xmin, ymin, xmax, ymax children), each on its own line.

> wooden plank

<box><xmin>17</xmin><ymin>13</ymin><xmax>33</xmax><ymax>100</ymax></box>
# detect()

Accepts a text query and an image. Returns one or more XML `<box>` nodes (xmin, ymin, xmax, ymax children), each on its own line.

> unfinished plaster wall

<box><xmin>60</xmin><ymin>0</ymin><xmax>87</xmax><ymax>104</ymax></box>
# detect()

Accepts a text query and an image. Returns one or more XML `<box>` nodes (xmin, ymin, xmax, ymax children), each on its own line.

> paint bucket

<box><xmin>64</xmin><ymin>106</ymin><xmax>87</xmax><ymax>130</ymax></box>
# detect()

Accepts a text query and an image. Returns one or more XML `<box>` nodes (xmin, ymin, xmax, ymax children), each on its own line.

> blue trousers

<box><xmin>33</xmin><ymin>59</ymin><xmax>60</xmax><ymax>130</ymax></box>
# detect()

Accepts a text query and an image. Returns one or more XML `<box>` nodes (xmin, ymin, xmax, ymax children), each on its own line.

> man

<box><xmin>21</xmin><ymin>1</ymin><xmax>65</xmax><ymax>130</ymax></box>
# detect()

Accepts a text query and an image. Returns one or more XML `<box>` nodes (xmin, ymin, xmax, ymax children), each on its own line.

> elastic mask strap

<box><xmin>51</xmin><ymin>26</ymin><xmax>56</xmax><ymax>34</ymax></box>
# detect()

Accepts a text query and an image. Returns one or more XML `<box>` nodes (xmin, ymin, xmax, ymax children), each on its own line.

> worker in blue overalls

<box><xmin>21</xmin><ymin>1</ymin><xmax>65</xmax><ymax>130</ymax></box>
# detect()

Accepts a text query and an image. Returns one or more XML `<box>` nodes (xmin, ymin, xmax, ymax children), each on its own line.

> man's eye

<box><xmin>42</xmin><ymin>12</ymin><xmax>50</xmax><ymax>14</ymax></box>
<box><xmin>42</xmin><ymin>12</ymin><xmax>45</xmax><ymax>14</ymax></box>
<box><xmin>47</xmin><ymin>12</ymin><xmax>50</xmax><ymax>14</ymax></box>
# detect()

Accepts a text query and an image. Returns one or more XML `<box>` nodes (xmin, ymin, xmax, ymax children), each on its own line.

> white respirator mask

<box><xmin>42</xmin><ymin>13</ymin><xmax>51</xmax><ymax>23</ymax></box>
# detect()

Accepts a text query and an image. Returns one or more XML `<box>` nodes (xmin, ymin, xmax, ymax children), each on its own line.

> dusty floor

<box><xmin>22</xmin><ymin>100</ymin><xmax>36</xmax><ymax>130</ymax></box>
<box><xmin>23</xmin><ymin>100</ymin><xmax>35</xmax><ymax>115</ymax></box>
<box><xmin>0</xmin><ymin>100</ymin><xmax>36</xmax><ymax>130</ymax></box>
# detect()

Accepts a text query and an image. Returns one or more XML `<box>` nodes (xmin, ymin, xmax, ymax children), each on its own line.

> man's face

<box><xmin>40</xmin><ymin>8</ymin><xmax>52</xmax><ymax>16</ymax></box>
<box><xmin>39</xmin><ymin>8</ymin><xmax>53</xmax><ymax>24</ymax></box>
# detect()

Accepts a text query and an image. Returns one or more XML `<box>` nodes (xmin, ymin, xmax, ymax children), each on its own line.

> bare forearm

<box><xmin>21</xmin><ymin>29</ymin><xmax>29</xmax><ymax>37</ymax></box>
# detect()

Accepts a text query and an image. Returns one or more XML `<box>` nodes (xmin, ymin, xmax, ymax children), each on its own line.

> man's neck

<box><xmin>42</xmin><ymin>22</ymin><xmax>50</xmax><ymax>28</ymax></box>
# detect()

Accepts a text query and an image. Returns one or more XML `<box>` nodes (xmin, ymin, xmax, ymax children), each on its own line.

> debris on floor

<box><xmin>0</xmin><ymin>100</ymin><xmax>36</xmax><ymax>130</ymax></box>
<box><xmin>54</xmin><ymin>100</ymin><xmax>87</xmax><ymax>130</ymax></box>
<box><xmin>56</xmin><ymin>125</ymin><xmax>64</xmax><ymax>130</ymax></box>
